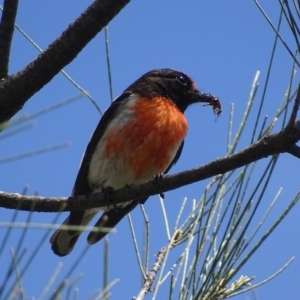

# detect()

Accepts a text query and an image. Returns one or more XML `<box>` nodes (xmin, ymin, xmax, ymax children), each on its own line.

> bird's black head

<box><xmin>125</xmin><ymin>68</ymin><xmax>221</xmax><ymax>114</ymax></box>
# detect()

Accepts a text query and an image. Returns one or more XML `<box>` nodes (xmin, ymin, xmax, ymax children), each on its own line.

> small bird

<box><xmin>50</xmin><ymin>68</ymin><xmax>221</xmax><ymax>256</ymax></box>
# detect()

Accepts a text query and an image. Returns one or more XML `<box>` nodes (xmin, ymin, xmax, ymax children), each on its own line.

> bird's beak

<box><xmin>191</xmin><ymin>90</ymin><xmax>222</xmax><ymax>116</ymax></box>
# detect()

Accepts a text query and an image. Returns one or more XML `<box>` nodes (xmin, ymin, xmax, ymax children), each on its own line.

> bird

<box><xmin>50</xmin><ymin>68</ymin><xmax>221</xmax><ymax>256</ymax></box>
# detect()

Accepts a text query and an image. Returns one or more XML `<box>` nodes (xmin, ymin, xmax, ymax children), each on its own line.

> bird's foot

<box><xmin>153</xmin><ymin>173</ymin><xmax>165</xmax><ymax>199</ymax></box>
<box><xmin>103</xmin><ymin>186</ymin><xmax>118</xmax><ymax>211</ymax></box>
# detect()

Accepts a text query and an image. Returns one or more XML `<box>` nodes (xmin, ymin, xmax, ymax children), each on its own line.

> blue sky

<box><xmin>1</xmin><ymin>1</ymin><xmax>300</xmax><ymax>299</ymax></box>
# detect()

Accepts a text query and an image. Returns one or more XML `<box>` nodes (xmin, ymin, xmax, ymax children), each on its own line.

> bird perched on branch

<box><xmin>50</xmin><ymin>68</ymin><xmax>221</xmax><ymax>256</ymax></box>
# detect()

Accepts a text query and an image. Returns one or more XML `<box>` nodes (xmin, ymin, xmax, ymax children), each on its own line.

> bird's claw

<box><xmin>103</xmin><ymin>186</ymin><xmax>118</xmax><ymax>211</ymax></box>
<box><xmin>153</xmin><ymin>173</ymin><xmax>165</xmax><ymax>199</ymax></box>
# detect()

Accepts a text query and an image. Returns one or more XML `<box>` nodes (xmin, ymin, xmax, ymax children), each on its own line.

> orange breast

<box><xmin>104</xmin><ymin>97</ymin><xmax>188</xmax><ymax>179</ymax></box>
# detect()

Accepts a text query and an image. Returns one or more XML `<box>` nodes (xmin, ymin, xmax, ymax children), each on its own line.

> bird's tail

<box><xmin>50</xmin><ymin>210</ymin><xmax>98</xmax><ymax>256</ymax></box>
<box><xmin>87</xmin><ymin>201</ymin><xmax>139</xmax><ymax>245</ymax></box>
<box><xmin>50</xmin><ymin>201</ymin><xmax>142</xmax><ymax>255</ymax></box>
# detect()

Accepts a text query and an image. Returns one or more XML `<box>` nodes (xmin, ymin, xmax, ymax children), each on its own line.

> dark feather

<box><xmin>87</xmin><ymin>200</ymin><xmax>139</xmax><ymax>244</ymax></box>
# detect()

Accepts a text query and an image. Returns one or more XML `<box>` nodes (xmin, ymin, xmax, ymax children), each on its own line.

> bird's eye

<box><xmin>176</xmin><ymin>75</ymin><xmax>188</xmax><ymax>86</ymax></box>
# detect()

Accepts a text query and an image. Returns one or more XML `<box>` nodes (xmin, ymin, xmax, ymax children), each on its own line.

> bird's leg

<box><xmin>103</xmin><ymin>186</ymin><xmax>118</xmax><ymax>211</ymax></box>
<box><xmin>153</xmin><ymin>173</ymin><xmax>165</xmax><ymax>199</ymax></box>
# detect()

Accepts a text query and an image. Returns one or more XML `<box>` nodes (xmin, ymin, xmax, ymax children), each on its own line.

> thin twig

<box><xmin>104</xmin><ymin>26</ymin><xmax>114</xmax><ymax>102</ymax></box>
<box><xmin>0</xmin><ymin>142</ymin><xmax>70</xmax><ymax>165</ymax></box>
<box><xmin>254</xmin><ymin>0</ymin><xmax>300</xmax><ymax>67</ymax></box>
<box><xmin>135</xmin><ymin>247</ymin><xmax>168</xmax><ymax>300</ymax></box>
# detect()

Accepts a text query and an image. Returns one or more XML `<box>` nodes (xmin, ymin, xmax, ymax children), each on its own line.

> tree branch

<box><xmin>0</xmin><ymin>0</ymin><xmax>130</xmax><ymax>123</ymax></box>
<box><xmin>0</xmin><ymin>0</ymin><xmax>18</xmax><ymax>78</ymax></box>
<box><xmin>1</xmin><ymin>117</ymin><xmax>300</xmax><ymax>213</ymax></box>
